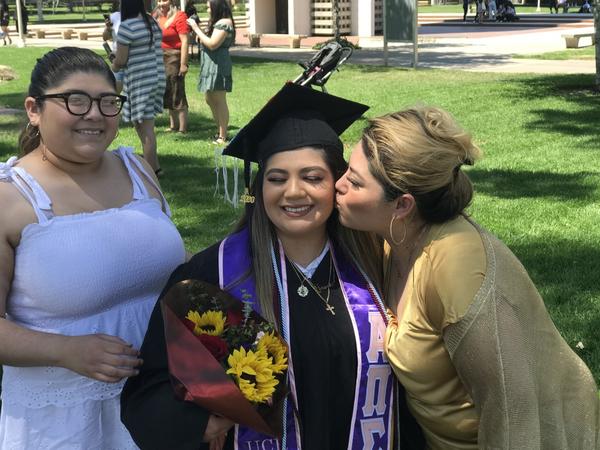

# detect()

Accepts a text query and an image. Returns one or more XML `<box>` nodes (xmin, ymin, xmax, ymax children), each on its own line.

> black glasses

<box><xmin>35</xmin><ymin>92</ymin><xmax>128</xmax><ymax>117</ymax></box>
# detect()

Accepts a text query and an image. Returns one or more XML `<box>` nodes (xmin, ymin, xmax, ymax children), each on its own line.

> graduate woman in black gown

<box><xmin>121</xmin><ymin>83</ymin><xmax>424</xmax><ymax>450</ymax></box>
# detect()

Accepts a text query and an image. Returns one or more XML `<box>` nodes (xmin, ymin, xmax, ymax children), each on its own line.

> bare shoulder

<box><xmin>131</xmin><ymin>154</ymin><xmax>163</xmax><ymax>201</ymax></box>
<box><xmin>0</xmin><ymin>181</ymin><xmax>21</xmax><ymax>314</ymax></box>
<box><xmin>216</xmin><ymin>18</ymin><xmax>233</xmax><ymax>27</ymax></box>
<box><xmin>132</xmin><ymin>154</ymin><xmax>159</xmax><ymax>184</ymax></box>
<box><xmin>0</xmin><ymin>181</ymin><xmax>38</xmax><ymax>248</ymax></box>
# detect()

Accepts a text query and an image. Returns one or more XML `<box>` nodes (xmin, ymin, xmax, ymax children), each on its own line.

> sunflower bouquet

<box><xmin>160</xmin><ymin>279</ymin><xmax>288</xmax><ymax>437</ymax></box>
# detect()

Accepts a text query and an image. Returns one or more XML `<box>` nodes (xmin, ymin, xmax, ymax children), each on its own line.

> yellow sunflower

<box><xmin>185</xmin><ymin>310</ymin><xmax>226</xmax><ymax>336</ymax></box>
<box><xmin>226</xmin><ymin>347</ymin><xmax>279</xmax><ymax>403</ymax></box>
<box><xmin>257</xmin><ymin>332</ymin><xmax>288</xmax><ymax>374</ymax></box>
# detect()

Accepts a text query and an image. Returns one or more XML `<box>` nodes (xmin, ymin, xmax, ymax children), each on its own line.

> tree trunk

<box><xmin>595</xmin><ymin>0</ymin><xmax>600</xmax><ymax>87</ymax></box>
<box><xmin>36</xmin><ymin>0</ymin><xmax>43</xmax><ymax>22</ymax></box>
<box><xmin>333</xmin><ymin>0</ymin><xmax>340</xmax><ymax>41</ymax></box>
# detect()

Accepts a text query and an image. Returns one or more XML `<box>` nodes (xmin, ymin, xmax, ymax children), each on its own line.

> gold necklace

<box><xmin>291</xmin><ymin>259</ymin><xmax>336</xmax><ymax>298</ymax></box>
<box><xmin>290</xmin><ymin>253</ymin><xmax>336</xmax><ymax>316</ymax></box>
<box><xmin>394</xmin><ymin>224</ymin><xmax>430</xmax><ymax>278</ymax></box>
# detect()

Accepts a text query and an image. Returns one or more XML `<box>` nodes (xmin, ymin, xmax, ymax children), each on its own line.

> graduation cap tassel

<box><xmin>222</xmin><ymin>154</ymin><xmax>231</xmax><ymax>205</ymax></box>
<box><xmin>221</xmin><ymin>153</ymin><xmax>240</xmax><ymax>208</ymax></box>
<box><xmin>232</xmin><ymin>157</ymin><xmax>239</xmax><ymax>208</ymax></box>
<box><xmin>213</xmin><ymin>147</ymin><xmax>221</xmax><ymax>198</ymax></box>
<box><xmin>214</xmin><ymin>147</ymin><xmax>241</xmax><ymax>208</ymax></box>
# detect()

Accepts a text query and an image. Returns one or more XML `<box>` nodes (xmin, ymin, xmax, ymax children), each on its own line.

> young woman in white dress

<box><xmin>0</xmin><ymin>47</ymin><xmax>186</xmax><ymax>449</ymax></box>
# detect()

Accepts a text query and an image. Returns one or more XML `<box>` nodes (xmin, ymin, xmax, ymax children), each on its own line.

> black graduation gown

<box><xmin>121</xmin><ymin>242</ymin><xmax>358</xmax><ymax>450</ymax></box>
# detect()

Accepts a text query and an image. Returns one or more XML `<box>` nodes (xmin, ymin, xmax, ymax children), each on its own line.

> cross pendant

<box><xmin>326</xmin><ymin>304</ymin><xmax>336</xmax><ymax>315</ymax></box>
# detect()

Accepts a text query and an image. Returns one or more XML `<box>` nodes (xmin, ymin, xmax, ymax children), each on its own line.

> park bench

<box><xmin>244</xmin><ymin>33</ymin><xmax>308</xmax><ymax>49</ymax></box>
<box><xmin>35</xmin><ymin>28</ymin><xmax>75</xmax><ymax>39</ymax></box>
<box><xmin>77</xmin><ymin>30</ymin><xmax>103</xmax><ymax>40</ymax></box>
<box><xmin>562</xmin><ymin>31</ymin><xmax>595</xmax><ymax>48</ymax></box>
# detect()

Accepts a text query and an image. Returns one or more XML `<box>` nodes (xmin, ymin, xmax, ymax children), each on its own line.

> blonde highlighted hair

<box><xmin>362</xmin><ymin>105</ymin><xmax>482</xmax><ymax>223</ymax></box>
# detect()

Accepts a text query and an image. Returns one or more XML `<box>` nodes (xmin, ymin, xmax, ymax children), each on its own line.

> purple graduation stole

<box><xmin>219</xmin><ymin>228</ymin><xmax>395</xmax><ymax>450</ymax></box>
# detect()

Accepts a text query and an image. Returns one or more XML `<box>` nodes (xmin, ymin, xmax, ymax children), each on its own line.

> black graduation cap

<box><xmin>222</xmin><ymin>82</ymin><xmax>369</xmax><ymax>203</ymax></box>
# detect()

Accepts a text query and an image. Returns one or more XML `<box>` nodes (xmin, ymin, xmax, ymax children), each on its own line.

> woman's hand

<box><xmin>208</xmin><ymin>434</ymin><xmax>227</xmax><ymax>450</ymax></box>
<box><xmin>60</xmin><ymin>334</ymin><xmax>142</xmax><ymax>383</ymax></box>
<box><xmin>186</xmin><ymin>17</ymin><xmax>197</xmax><ymax>28</ymax></box>
<box><xmin>179</xmin><ymin>63</ymin><xmax>188</xmax><ymax>77</ymax></box>
<box><xmin>203</xmin><ymin>414</ymin><xmax>234</xmax><ymax>442</ymax></box>
<box><xmin>186</xmin><ymin>17</ymin><xmax>201</xmax><ymax>33</ymax></box>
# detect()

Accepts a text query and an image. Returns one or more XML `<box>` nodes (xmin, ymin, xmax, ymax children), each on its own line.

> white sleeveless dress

<box><xmin>0</xmin><ymin>147</ymin><xmax>186</xmax><ymax>450</ymax></box>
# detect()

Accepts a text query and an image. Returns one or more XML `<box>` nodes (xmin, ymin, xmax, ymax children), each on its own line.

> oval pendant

<box><xmin>297</xmin><ymin>285</ymin><xmax>309</xmax><ymax>298</ymax></box>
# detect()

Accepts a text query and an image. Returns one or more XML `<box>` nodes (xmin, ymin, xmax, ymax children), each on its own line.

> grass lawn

<box><xmin>514</xmin><ymin>45</ymin><xmax>596</xmax><ymax>59</ymax></box>
<box><xmin>24</xmin><ymin>4</ymin><xmax>112</xmax><ymax>25</ymax></box>
<box><xmin>0</xmin><ymin>47</ymin><xmax>599</xmax><ymax>384</ymax></box>
<box><xmin>23</xmin><ymin>3</ymin><xmax>243</xmax><ymax>24</ymax></box>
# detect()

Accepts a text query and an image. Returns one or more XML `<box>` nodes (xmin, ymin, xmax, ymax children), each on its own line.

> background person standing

<box><xmin>112</xmin><ymin>0</ymin><xmax>166</xmax><ymax>176</ymax></box>
<box><xmin>0</xmin><ymin>0</ymin><xmax>11</xmax><ymax>46</ymax></box>
<box><xmin>155</xmin><ymin>0</ymin><xmax>190</xmax><ymax>134</ymax></box>
<box><xmin>102</xmin><ymin>2</ymin><xmax>123</xmax><ymax>92</ymax></box>
<box><xmin>187</xmin><ymin>0</ymin><xmax>235</xmax><ymax>145</ymax></box>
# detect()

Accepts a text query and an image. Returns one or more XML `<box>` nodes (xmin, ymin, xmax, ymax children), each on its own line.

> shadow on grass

<box><xmin>507</xmin><ymin>74</ymin><xmax>600</xmax><ymax>143</ymax></box>
<box><xmin>526</xmin><ymin>105</ymin><xmax>600</xmax><ymax>146</ymax></box>
<box><xmin>469</xmin><ymin>168</ymin><xmax>599</xmax><ymax>200</ymax></box>
<box><xmin>0</xmin><ymin>92</ymin><xmax>28</xmax><ymax>110</ymax></box>
<box><xmin>509</xmin><ymin>237</ymin><xmax>600</xmax><ymax>379</ymax></box>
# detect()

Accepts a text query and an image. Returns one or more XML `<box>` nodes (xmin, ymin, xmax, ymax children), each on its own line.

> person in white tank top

<box><xmin>0</xmin><ymin>47</ymin><xmax>186</xmax><ymax>449</ymax></box>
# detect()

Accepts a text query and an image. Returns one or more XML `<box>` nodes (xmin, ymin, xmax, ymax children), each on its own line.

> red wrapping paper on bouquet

<box><xmin>160</xmin><ymin>279</ymin><xmax>287</xmax><ymax>437</ymax></box>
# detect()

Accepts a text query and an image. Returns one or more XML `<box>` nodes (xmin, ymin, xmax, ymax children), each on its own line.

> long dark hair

<box><xmin>18</xmin><ymin>47</ymin><xmax>116</xmax><ymax>156</ymax></box>
<box><xmin>207</xmin><ymin>0</ymin><xmax>235</xmax><ymax>38</ymax></box>
<box><xmin>121</xmin><ymin>0</ymin><xmax>155</xmax><ymax>48</ymax></box>
<box><xmin>235</xmin><ymin>146</ymin><xmax>382</xmax><ymax>325</ymax></box>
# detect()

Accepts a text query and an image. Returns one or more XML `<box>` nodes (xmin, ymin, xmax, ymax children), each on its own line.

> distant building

<box><xmin>246</xmin><ymin>0</ymin><xmax>384</xmax><ymax>37</ymax></box>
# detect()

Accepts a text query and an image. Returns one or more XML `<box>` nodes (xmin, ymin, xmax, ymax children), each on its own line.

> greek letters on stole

<box><xmin>218</xmin><ymin>228</ymin><xmax>394</xmax><ymax>449</ymax></box>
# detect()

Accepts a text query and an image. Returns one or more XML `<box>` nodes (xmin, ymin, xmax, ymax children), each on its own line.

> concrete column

<box><xmin>249</xmin><ymin>0</ymin><xmax>277</xmax><ymax>33</ymax></box>
<box><xmin>288</xmin><ymin>0</ymin><xmax>311</xmax><ymax>35</ymax></box>
<box><xmin>357</xmin><ymin>0</ymin><xmax>376</xmax><ymax>36</ymax></box>
<box><xmin>350</xmin><ymin>0</ymin><xmax>359</xmax><ymax>34</ymax></box>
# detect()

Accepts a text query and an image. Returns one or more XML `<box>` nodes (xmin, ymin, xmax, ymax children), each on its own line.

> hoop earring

<box><xmin>26</xmin><ymin>122</ymin><xmax>40</xmax><ymax>138</ymax></box>
<box><xmin>389</xmin><ymin>215</ymin><xmax>407</xmax><ymax>246</ymax></box>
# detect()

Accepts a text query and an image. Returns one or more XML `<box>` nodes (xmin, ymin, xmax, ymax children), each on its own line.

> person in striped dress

<box><xmin>113</xmin><ymin>0</ymin><xmax>166</xmax><ymax>176</ymax></box>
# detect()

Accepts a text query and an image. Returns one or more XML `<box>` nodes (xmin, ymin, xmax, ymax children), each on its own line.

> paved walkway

<box><xmin>3</xmin><ymin>15</ymin><xmax>597</xmax><ymax>74</ymax></box>
<box><xmin>232</xmin><ymin>16</ymin><xmax>596</xmax><ymax>74</ymax></box>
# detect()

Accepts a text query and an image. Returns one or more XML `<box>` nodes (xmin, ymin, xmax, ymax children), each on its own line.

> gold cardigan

<box><xmin>385</xmin><ymin>215</ymin><xmax>599</xmax><ymax>449</ymax></box>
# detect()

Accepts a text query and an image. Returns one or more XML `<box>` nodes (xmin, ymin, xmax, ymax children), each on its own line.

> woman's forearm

<box><xmin>112</xmin><ymin>43</ymin><xmax>129</xmax><ymax>70</ymax></box>
<box><xmin>0</xmin><ymin>318</ymin><xmax>69</xmax><ymax>367</ymax></box>
<box><xmin>187</xmin><ymin>19</ymin><xmax>226</xmax><ymax>51</ymax></box>
<box><xmin>190</xmin><ymin>25</ymin><xmax>207</xmax><ymax>47</ymax></box>
<box><xmin>179</xmin><ymin>33</ymin><xmax>189</xmax><ymax>67</ymax></box>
